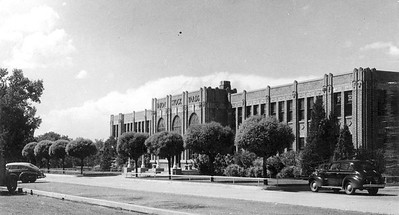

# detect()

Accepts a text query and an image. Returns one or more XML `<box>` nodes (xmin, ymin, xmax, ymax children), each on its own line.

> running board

<box><xmin>320</xmin><ymin>186</ymin><xmax>342</xmax><ymax>189</ymax></box>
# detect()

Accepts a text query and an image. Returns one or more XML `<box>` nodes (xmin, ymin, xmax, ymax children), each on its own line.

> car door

<box><xmin>326</xmin><ymin>162</ymin><xmax>341</xmax><ymax>186</ymax></box>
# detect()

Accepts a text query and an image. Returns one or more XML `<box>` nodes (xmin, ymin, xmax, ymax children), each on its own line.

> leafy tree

<box><xmin>235</xmin><ymin>116</ymin><xmax>295</xmax><ymax>177</ymax></box>
<box><xmin>34</xmin><ymin>140</ymin><xmax>54</xmax><ymax>173</ymax></box>
<box><xmin>184</xmin><ymin>122</ymin><xmax>234</xmax><ymax>176</ymax></box>
<box><xmin>100</xmin><ymin>136</ymin><xmax>117</xmax><ymax>171</ymax></box>
<box><xmin>333</xmin><ymin>125</ymin><xmax>354</xmax><ymax>161</ymax></box>
<box><xmin>117</xmin><ymin>132</ymin><xmax>148</xmax><ymax>177</ymax></box>
<box><xmin>22</xmin><ymin>142</ymin><xmax>37</xmax><ymax>164</ymax></box>
<box><xmin>145</xmin><ymin>131</ymin><xmax>184</xmax><ymax>179</ymax></box>
<box><xmin>0</xmin><ymin>68</ymin><xmax>43</xmax><ymax>162</ymax></box>
<box><xmin>66</xmin><ymin>138</ymin><xmax>98</xmax><ymax>174</ymax></box>
<box><xmin>355</xmin><ymin>148</ymin><xmax>386</xmax><ymax>174</ymax></box>
<box><xmin>301</xmin><ymin>97</ymin><xmax>339</xmax><ymax>175</ymax></box>
<box><xmin>49</xmin><ymin>139</ymin><xmax>69</xmax><ymax>173</ymax></box>
<box><xmin>36</xmin><ymin>131</ymin><xmax>70</xmax><ymax>142</ymax></box>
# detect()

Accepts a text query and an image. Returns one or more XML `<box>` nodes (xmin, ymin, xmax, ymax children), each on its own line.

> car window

<box><xmin>329</xmin><ymin>163</ymin><xmax>340</xmax><ymax>171</ymax></box>
<box><xmin>340</xmin><ymin>163</ymin><xmax>350</xmax><ymax>171</ymax></box>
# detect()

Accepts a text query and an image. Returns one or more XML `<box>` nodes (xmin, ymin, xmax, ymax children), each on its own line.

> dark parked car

<box><xmin>308</xmin><ymin>160</ymin><xmax>385</xmax><ymax>195</ymax></box>
<box><xmin>6</xmin><ymin>162</ymin><xmax>46</xmax><ymax>183</ymax></box>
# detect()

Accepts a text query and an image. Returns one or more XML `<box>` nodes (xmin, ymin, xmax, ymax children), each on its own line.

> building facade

<box><xmin>110</xmin><ymin>68</ymin><xmax>399</xmax><ymax>173</ymax></box>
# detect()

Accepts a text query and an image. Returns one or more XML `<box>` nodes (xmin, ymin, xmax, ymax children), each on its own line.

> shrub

<box><xmin>266</xmin><ymin>155</ymin><xmax>284</xmax><ymax>178</ymax></box>
<box><xmin>277</xmin><ymin>166</ymin><xmax>301</xmax><ymax>178</ymax></box>
<box><xmin>224</xmin><ymin>164</ymin><xmax>246</xmax><ymax>177</ymax></box>
<box><xmin>245</xmin><ymin>166</ymin><xmax>263</xmax><ymax>177</ymax></box>
<box><xmin>280</xmin><ymin>151</ymin><xmax>300</xmax><ymax>167</ymax></box>
<box><xmin>233</xmin><ymin>150</ymin><xmax>257</xmax><ymax>169</ymax></box>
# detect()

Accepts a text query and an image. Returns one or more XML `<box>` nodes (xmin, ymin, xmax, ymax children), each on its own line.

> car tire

<box><xmin>344</xmin><ymin>182</ymin><xmax>356</xmax><ymax>195</ymax></box>
<box><xmin>367</xmin><ymin>188</ymin><xmax>378</xmax><ymax>195</ymax></box>
<box><xmin>6</xmin><ymin>174</ymin><xmax>18</xmax><ymax>193</ymax></box>
<box><xmin>20</xmin><ymin>173</ymin><xmax>29</xmax><ymax>183</ymax></box>
<box><xmin>309</xmin><ymin>180</ymin><xmax>319</xmax><ymax>192</ymax></box>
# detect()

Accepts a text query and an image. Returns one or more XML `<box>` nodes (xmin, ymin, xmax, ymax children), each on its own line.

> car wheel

<box><xmin>6</xmin><ymin>174</ymin><xmax>18</xmax><ymax>193</ymax></box>
<box><xmin>368</xmin><ymin>188</ymin><xmax>378</xmax><ymax>195</ymax></box>
<box><xmin>344</xmin><ymin>182</ymin><xmax>356</xmax><ymax>195</ymax></box>
<box><xmin>20</xmin><ymin>173</ymin><xmax>29</xmax><ymax>183</ymax></box>
<box><xmin>309</xmin><ymin>180</ymin><xmax>319</xmax><ymax>192</ymax></box>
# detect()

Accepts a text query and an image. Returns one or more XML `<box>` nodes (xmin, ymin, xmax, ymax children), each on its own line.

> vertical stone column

<box><xmin>118</xmin><ymin>113</ymin><xmax>124</xmax><ymax>137</ymax></box>
<box><xmin>110</xmin><ymin>115</ymin><xmax>114</xmax><ymax>137</ymax></box>
<box><xmin>341</xmin><ymin>91</ymin><xmax>345</xmax><ymax>127</ymax></box>
<box><xmin>276</xmin><ymin>101</ymin><xmax>280</xmax><ymax>122</ymax></box>
<box><xmin>265</xmin><ymin>86</ymin><xmax>271</xmax><ymax>116</ymax></box>
<box><xmin>242</xmin><ymin>90</ymin><xmax>247</xmax><ymax>120</ymax></box>
<box><xmin>352</xmin><ymin>69</ymin><xmax>358</xmax><ymax>148</ymax></box>
<box><xmin>292</xmin><ymin>81</ymin><xmax>298</xmax><ymax>151</ymax></box>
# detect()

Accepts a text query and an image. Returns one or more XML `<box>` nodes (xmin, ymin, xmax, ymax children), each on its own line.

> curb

<box><xmin>27</xmin><ymin>189</ymin><xmax>197</xmax><ymax>215</ymax></box>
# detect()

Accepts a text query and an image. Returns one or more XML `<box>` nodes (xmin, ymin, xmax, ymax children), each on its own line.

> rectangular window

<box><xmin>307</xmin><ymin>97</ymin><xmax>314</xmax><ymax>120</ymax></box>
<box><xmin>287</xmin><ymin>100</ymin><xmax>293</xmax><ymax>122</ymax></box>
<box><xmin>298</xmin><ymin>98</ymin><xmax>305</xmax><ymax>121</ymax></box>
<box><xmin>146</xmin><ymin>120</ymin><xmax>150</xmax><ymax>133</ymax></box>
<box><xmin>344</xmin><ymin>91</ymin><xmax>352</xmax><ymax>116</ymax></box>
<box><xmin>261</xmin><ymin>104</ymin><xmax>265</xmax><ymax>116</ymax></box>
<box><xmin>299</xmin><ymin>137</ymin><xmax>305</xmax><ymax>150</ymax></box>
<box><xmin>134</xmin><ymin>123</ymin><xmax>138</xmax><ymax>132</ymax></box>
<box><xmin>238</xmin><ymin>107</ymin><xmax>243</xmax><ymax>126</ymax></box>
<box><xmin>278</xmin><ymin>101</ymin><xmax>285</xmax><ymax>122</ymax></box>
<box><xmin>253</xmin><ymin>105</ymin><xmax>259</xmax><ymax>116</ymax></box>
<box><xmin>246</xmin><ymin>106</ymin><xmax>251</xmax><ymax>118</ymax></box>
<box><xmin>377</xmin><ymin>90</ymin><xmax>387</xmax><ymax>116</ymax></box>
<box><xmin>232</xmin><ymin>108</ymin><xmax>236</xmax><ymax>130</ymax></box>
<box><xmin>334</xmin><ymin>93</ymin><xmax>342</xmax><ymax>117</ymax></box>
<box><xmin>270</xmin><ymin>102</ymin><xmax>276</xmax><ymax>117</ymax></box>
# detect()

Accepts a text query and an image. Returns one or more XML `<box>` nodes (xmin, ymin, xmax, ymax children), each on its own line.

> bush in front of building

<box><xmin>224</xmin><ymin>164</ymin><xmax>246</xmax><ymax>177</ymax></box>
<box><xmin>236</xmin><ymin>116</ymin><xmax>295</xmax><ymax>178</ymax></box>
<box><xmin>185</xmin><ymin>122</ymin><xmax>235</xmax><ymax>176</ymax></box>
<box><xmin>333</xmin><ymin>125</ymin><xmax>354</xmax><ymax>161</ymax></box>
<box><xmin>277</xmin><ymin>166</ymin><xmax>301</xmax><ymax>178</ymax></box>
<box><xmin>118</xmin><ymin>132</ymin><xmax>149</xmax><ymax>177</ymax></box>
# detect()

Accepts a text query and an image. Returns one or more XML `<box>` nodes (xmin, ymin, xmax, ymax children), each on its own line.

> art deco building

<box><xmin>110</xmin><ymin>68</ymin><xmax>399</xmax><ymax>173</ymax></box>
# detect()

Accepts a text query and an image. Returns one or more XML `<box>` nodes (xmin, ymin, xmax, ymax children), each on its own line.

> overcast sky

<box><xmin>1</xmin><ymin>0</ymin><xmax>399</xmax><ymax>140</ymax></box>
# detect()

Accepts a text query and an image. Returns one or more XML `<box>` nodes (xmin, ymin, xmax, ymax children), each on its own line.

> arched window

<box><xmin>157</xmin><ymin>118</ymin><xmax>165</xmax><ymax>132</ymax></box>
<box><xmin>172</xmin><ymin>116</ymin><xmax>181</xmax><ymax>134</ymax></box>
<box><xmin>189</xmin><ymin>113</ymin><xmax>199</xmax><ymax>126</ymax></box>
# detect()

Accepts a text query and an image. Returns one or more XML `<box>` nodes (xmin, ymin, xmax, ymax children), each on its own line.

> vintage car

<box><xmin>6</xmin><ymin>162</ymin><xmax>46</xmax><ymax>183</ymax></box>
<box><xmin>308</xmin><ymin>160</ymin><xmax>385</xmax><ymax>195</ymax></box>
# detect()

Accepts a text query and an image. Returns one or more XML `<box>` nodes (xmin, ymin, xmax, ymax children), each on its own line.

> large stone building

<box><xmin>110</xmin><ymin>68</ymin><xmax>399</xmax><ymax>173</ymax></box>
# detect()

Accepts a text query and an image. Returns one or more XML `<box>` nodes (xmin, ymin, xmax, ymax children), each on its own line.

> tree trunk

<box><xmin>209</xmin><ymin>155</ymin><xmax>215</xmax><ymax>182</ymax></box>
<box><xmin>80</xmin><ymin>158</ymin><xmax>84</xmax><ymax>175</ymax></box>
<box><xmin>167</xmin><ymin>157</ymin><xmax>171</xmax><ymax>180</ymax></box>
<box><xmin>47</xmin><ymin>159</ymin><xmax>50</xmax><ymax>173</ymax></box>
<box><xmin>134</xmin><ymin>159</ymin><xmax>138</xmax><ymax>177</ymax></box>
<box><xmin>62</xmin><ymin>158</ymin><xmax>65</xmax><ymax>174</ymax></box>
<box><xmin>263</xmin><ymin>156</ymin><xmax>267</xmax><ymax>178</ymax></box>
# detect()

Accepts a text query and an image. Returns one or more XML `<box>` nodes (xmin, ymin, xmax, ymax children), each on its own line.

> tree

<box><xmin>22</xmin><ymin>142</ymin><xmax>37</xmax><ymax>164</ymax></box>
<box><xmin>100</xmin><ymin>136</ymin><xmax>117</xmax><ymax>171</ymax></box>
<box><xmin>235</xmin><ymin>116</ymin><xmax>295</xmax><ymax>177</ymax></box>
<box><xmin>301</xmin><ymin>97</ymin><xmax>340</xmax><ymax>175</ymax></box>
<box><xmin>66</xmin><ymin>138</ymin><xmax>98</xmax><ymax>174</ymax></box>
<box><xmin>34</xmin><ymin>140</ymin><xmax>54</xmax><ymax>173</ymax></box>
<box><xmin>117</xmin><ymin>132</ymin><xmax>148</xmax><ymax>177</ymax></box>
<box><xmin>36</xmin><ymin>131</ymin><xmax>70</xmax><ymax>142</ymax></box>
<box><xmin>184</xmin><ymin>122</ymin><xmax>234</xmax><ymax>176</ymax></box>
<box><xmin>145</xmin><ymin>131</ymin><xmax>184</xmax><ymax>179</ymax></box>
<box><xmin>0</xmin><ymin>68</ymin><xmax>44</xmax><ymax>162</ymax></box>
<box><xmin>49</xmin><ymin>139</ymin><xmax>69</xmax><ymax>173</ymax></box>
<box><xmin>333</xmin><ymin>125</ymin><xmax>354</xmax><ymax>161</ymax></box>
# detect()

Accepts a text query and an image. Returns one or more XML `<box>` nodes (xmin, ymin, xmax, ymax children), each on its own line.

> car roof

<box><xmin>6</xmin><ymin>162</ymin><xmax>39</xmax><ymax>169</ymax></box>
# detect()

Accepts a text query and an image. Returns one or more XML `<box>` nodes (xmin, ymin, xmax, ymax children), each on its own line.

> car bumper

<box><xmin>362</xmin><ymin>184</ymin><xmax>385</xmax><ymax>188</ymax></box>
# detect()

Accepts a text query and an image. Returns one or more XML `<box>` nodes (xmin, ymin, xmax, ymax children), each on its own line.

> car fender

<box><xmin>309</xmin><ymin>175</ymin><xmax>323</xmax><ymax>187</ymax></box>
<box><xmin>342</xmin><ymin>175</ymin><xmax>362</xmax><ymax>189</ymax></box>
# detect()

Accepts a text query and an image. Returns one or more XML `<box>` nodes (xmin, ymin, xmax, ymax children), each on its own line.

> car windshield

<box><xmin>354</xmin><ymin>162</ymin><xmax>374</xmax><ymax>171</ymax></box>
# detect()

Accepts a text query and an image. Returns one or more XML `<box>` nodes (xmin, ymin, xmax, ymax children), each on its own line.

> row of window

<box><xmin>234</xmin><ymin>91</ymin><xmax>353</xmax><ymax>126</ymax></box>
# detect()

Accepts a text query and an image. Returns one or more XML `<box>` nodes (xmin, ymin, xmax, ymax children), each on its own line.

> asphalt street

<box><xmin>20</xmin><ymin>174</ymin><xmax>399</xmax><ymax>215</ymax></box>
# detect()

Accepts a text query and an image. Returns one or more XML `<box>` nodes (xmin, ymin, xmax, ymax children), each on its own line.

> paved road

<box><xmin>27</xmin><ymin>174</ymin><xmax>399</xmax><ymax>215</ymax></box>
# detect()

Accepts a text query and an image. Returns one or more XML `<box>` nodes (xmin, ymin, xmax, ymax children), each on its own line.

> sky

<box><xmin>1</xmin><ymin>0</ymin><xmax>399</xmax><ymax>140</ymax></box>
